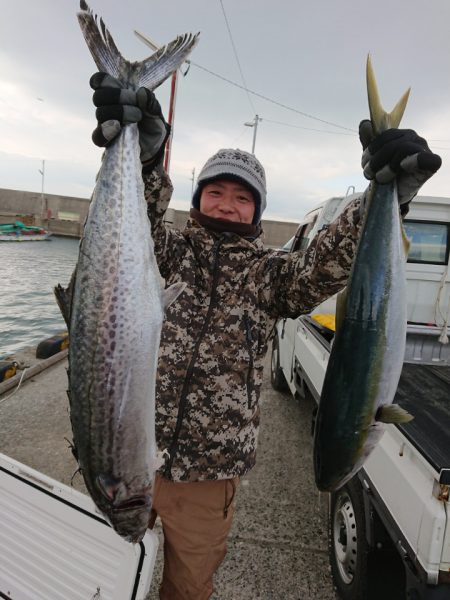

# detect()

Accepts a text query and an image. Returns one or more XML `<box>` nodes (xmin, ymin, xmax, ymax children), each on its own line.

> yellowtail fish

<box><xmin>313</xmin><ymin>56</ymin><xmax>413</xmax><ymax>492</ymax></box>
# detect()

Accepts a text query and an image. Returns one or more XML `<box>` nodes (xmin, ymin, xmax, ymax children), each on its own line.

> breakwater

<box><xmin>0</xmin><ymin>187</ymin><xmax>299</xmax><ymax>247</ymax></box>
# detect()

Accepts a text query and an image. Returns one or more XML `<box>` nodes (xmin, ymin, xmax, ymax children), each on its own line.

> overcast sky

<box><xmin>1</xmin><ymin>0</ymin><xmax>450</xmax><ymax>221</ymax></box>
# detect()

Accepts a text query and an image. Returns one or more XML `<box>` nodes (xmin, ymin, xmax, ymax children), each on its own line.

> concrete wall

<box><xmin>0</xmin><ymin>188</ymin><xmax>298</xmax><ymax>248</ymax></box>
<box><xmin>0</xmin><ymin>188</ymin><xmax>90</xmax><ymax>221</ymax></box>
<box><xmin>163</xmin><ymin>208</ymin><xmax>298</xmax><ymax>248</ymax></box>
<box><xmin>0</xmin><ymin>188</ymin><xmax>88</xmax><ymax>238</ymax></box>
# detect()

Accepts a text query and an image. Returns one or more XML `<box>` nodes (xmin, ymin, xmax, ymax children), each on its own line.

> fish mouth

<box><xmin>113</xmin><ymin>495</ymin><xmax>150</xmax><ymax>512</ymax></box>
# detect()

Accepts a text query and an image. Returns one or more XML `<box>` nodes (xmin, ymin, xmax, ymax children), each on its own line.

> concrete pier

<box><xmin>0</xmin><ymin>348</ymin><xmax>337</xmax><ymax>600</ymax></box>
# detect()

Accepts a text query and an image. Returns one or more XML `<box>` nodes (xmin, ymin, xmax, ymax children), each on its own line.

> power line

<box><xmin>218</xmin><ymin>0</ymin><xmax>256</xmax><ymax>114</ymax></box>
<box><xmin>187</xmin><ymin>60</ymin><xmax>356</xmax><ymax>133</ymax></box>
<box><xmin>263</xmin><ymin>117</ymin><xmax>356</xmax><ymax>136</ymax></box>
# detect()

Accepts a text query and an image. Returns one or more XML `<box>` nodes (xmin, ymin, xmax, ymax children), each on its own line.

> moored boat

<box><xmin>0</xmin><ymin>221</ymin><xmax>51</xmax><ymax>242</ymax></box>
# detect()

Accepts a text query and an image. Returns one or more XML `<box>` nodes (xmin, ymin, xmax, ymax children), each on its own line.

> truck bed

<box><xmin>300</xmin><ymin>316</ymin><xmax>450</xmax><ymax>482</ymax></box>
<box><xmin>396</xmin><ymin>363</ymin><xmax>450</xmax><ymax>482</ymax></box>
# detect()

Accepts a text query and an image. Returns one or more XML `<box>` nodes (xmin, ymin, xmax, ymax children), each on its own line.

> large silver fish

<box><xmin>55</xmin><ymin>1</ymin><xmax>197</xmax><ymax>542</ymax></box>
<box><xmin>313</xmin><ymin>57</ymin><xmax>413</xmax><ymax>492</ymax></box>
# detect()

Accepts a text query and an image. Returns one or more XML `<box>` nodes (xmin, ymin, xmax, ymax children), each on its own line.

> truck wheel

<box><xmin>329</xmin><ymin>478</ymin><xmax>369</xmax><ymax>599</ymax></box>
<box><xmin>270</xmin><ymin>337</ymin><xmax>288</xmax><ymax>391</ymax></box>
<box><xmin>329</xmin><ymin>478</ymin><xmax>405</xmax><ymax>600</ymax></box>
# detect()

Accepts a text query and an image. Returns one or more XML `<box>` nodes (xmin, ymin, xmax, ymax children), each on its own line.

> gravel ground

<box><xmin>0</xmin><ymin>348</ymin><xmax>337</xmax><ymax>600</ymax></box>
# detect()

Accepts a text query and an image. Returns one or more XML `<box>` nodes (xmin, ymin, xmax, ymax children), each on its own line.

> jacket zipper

<box><xmin>243</xmin><ymin>311</ymin><xmax>254</xmax><ymax>409</ymax></box>
<box><xmin>164</xmin><ymin>237</ymin><xmax>224</xmax><ymax>478</ymax></box>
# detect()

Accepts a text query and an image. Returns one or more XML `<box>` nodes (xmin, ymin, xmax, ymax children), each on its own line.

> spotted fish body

<box><xmin>313</xmin><ymin>57</ymin><xmax>413</xmax><ymax>492</ymax></box>
<box><xmin>56</xmin><ymin>2</ymin><xmax>197</xmax><ymax>542</ymax></box>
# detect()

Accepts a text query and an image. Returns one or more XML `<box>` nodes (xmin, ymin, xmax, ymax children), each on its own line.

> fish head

<box><xmin>95</xmin><ymin>473</ymin><xmax>153</xmax><ymax>543</ymax></box>
<box><xmin>107</xmin><ymin>495</ymin><xmax>153</xmax><ymax>543</ymax></box>
<box><xmin>314</xmin><ymin>423</ymin><xmax>384</xmax><ymax>492</ymax></box>
<box><xmin>314</xmin><ymin>445</ymin><xmax>356</xmax><ymax>492</ymax></box>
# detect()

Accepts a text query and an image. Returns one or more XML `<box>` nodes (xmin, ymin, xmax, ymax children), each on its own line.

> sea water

<box><xmin>0</xmin><ymin>236</ymin><xmax>79</xmax><ymax>359</ymax></box>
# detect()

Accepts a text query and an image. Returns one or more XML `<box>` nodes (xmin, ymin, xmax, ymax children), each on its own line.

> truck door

<box><xmin>278</xmin><ymin>217</ymin><xmax>318</xmax><ymax>394</ymax></box>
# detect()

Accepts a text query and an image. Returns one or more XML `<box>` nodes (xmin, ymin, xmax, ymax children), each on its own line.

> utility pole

<box><xmin>38</xmin><ymin>159</ymin><xmax>47</xmax><ymax>225</ymax></box>
<box><xmin>244</xmin><ymin>114</ymin><xmax>262</xmax><ymax>155</ymax></box>
<box><xmin>190</xmin><ymin>167</ymin><xmax>195</xmax><ymax>196</ymax></box>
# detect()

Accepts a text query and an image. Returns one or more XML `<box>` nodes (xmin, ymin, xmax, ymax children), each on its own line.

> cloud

<box><xmin>1</xmin><ymin>0</ymin><xmax>450</xmax><ymax>221</ymax></box>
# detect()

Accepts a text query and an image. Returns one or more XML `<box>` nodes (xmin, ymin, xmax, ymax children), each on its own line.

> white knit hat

<box><xmin>192</xmin><ymin>148</ymin><xmax>267</xmax><ymax>224</ymax></box>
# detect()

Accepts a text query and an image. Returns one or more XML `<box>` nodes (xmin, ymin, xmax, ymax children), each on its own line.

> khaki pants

<box><xmin>149</xmin><ymin>474</ymin><xmax>239</xmax><ymax>600</ymax></box>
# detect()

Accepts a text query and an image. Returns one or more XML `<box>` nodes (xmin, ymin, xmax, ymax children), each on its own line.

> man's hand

<box><xmin>90</xmin><ymin>72</ymin><xmax>170</xmax><ymax>171</ymax></box>
<box><xmin>359</xmin><ymin>120</ymin><xmax>442</xmax><ymax>215</ymax></box>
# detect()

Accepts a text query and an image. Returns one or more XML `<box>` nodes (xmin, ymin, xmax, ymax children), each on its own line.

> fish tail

<box><xmin>376</xmin><ymin>403</ymin><xmax>414</xmax><ymax>424</ymax></box>
<box><xmin>78</xmin><ymin>1</ymin><xmax>199</xmax><ymax>89</ymax></box>
<box><xmin>78</xmin><ymin>0</ymin><xmax>127</xmax><ymax>80</ymax></box>
<box><xmin>366</xmin><ymin>55</ymin><xmax>410</xmax><ymax>134</ymax></box>
<box><xmin>54</xmin><ymin>268</ymin><xmax>76</xmax><ymax>329</ymax></box>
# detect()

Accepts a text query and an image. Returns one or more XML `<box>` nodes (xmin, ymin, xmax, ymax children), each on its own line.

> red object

<box><xmin>163</xmin><ymin>71</ymin><xmax>179</xmax><ymax>174</ymax></box>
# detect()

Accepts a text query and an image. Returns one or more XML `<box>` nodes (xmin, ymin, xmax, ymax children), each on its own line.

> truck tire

<box><xmin>270</xmin><ymin>337</ymin><xmax>288</xmax><ymax>392</ymax></box>
<box><xmin>329</xmin><ymin>478</ymin><xmax>369</xmax><ymax>599</ymax></box>
<box><xmin>329</xmin><ymin>477</ymin><xmax>405</xmax><ymax>600</ymax></box>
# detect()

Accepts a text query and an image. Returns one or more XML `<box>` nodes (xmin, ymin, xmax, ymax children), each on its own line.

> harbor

<box><xmin>0</xmin><ymin>235</ymin><xmax>78</xmax><ymax>359</ymax></box>
<box><xmin>0</xmin><ymin>343</ymin><xmax>336</xmax><ymax>600</ymax></box>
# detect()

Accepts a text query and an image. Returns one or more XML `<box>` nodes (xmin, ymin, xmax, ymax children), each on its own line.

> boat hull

<box><xmin>0</xmin><ymin>233</ymin><xmax>52</xmax><ymax>242</ymax></box>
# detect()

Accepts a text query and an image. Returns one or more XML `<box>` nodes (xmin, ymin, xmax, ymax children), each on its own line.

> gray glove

<box><xmin>90</xmin><ymin>72</ymin><xmax>170</xmax><ymax>171</ymax></box>
<box><xmin>359</xmin><ymin>120</ymin><xmax>442</xmax><ymax>215</ymax></box>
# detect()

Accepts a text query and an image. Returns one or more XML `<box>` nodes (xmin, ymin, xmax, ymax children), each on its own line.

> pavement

<box><xmin>0</xmin><ymin>347</ymin><xmax>337</xmax><ymax>600</ymax></box>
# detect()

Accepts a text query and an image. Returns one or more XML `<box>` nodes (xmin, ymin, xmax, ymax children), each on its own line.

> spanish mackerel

<box><xmin>313</xmin><ymin>57</ymin><xmax>413</xmax><ymax>492</ymax></box>
<box><xmin>55</xmin><ymin>1</ymin><xmax>197</xmax><ymax>542</ymax></box>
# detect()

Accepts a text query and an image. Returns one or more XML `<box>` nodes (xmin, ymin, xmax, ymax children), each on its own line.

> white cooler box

<box><xmin>0</xmin><ymin>453</ymin><xmax>158</xmax><ymax>600</ymax></box>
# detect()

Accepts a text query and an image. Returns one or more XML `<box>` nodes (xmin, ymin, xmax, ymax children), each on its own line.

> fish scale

<box><xmin>55</xmin><ymin>2</ymin><xmax>197</xmax><ymax>542</ymax></box>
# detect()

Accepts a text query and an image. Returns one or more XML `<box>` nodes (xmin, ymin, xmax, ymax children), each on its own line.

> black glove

<box><xmin>90</xmin><ymin>72</ymin><xmax>171</xmax><ymax>171</ymax></box>
<box><xmin>359</xmin><ymin>120</ymin><xmax>441</xmax><ymax>215</ymax></box>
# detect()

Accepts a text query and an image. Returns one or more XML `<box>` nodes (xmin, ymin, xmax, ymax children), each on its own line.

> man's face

<box><xmin>199</xmin><ymin>179</ymin><xmax>256</xmax><ymax>224</ymax></box>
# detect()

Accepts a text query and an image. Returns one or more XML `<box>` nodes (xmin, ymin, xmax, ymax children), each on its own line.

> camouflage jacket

<box><xmin>144</xmin><ymin>169</ymin><xmax>363</xmax><ymax>482</ymax></box>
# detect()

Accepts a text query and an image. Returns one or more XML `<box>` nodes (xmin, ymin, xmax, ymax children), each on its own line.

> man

<box><xmin>90</xmin><ymin>73</ymin><xmax>441</xmax><ymax>599</ymax></box>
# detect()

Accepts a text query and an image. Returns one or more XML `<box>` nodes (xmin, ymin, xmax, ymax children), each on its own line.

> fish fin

<box><xmin>64</xmin><ymin>436</ymin><xmax>79</xmax><ymax>462</ymax></box>
<box><xmin>335</xmin><ymin>288</ymin><xmax>347</xmax><ymax>333</ymax></box>
<box><xmin>376</xmin><ymin>403</ymin><xmax>414</xmax><ymax>424</ymax></box>
<box><xmin>163</xmin><ymin>282</ymin><xmax>186</xmax><ymax>309</ymax></box>
<box><xmin>70</xmin><ymin>467</ymin><xmax>82</xmax><ymax>486</ymax></box>
<box><xmin>97</xmin><ymin>474</ymin><xmax>122</xmax><ymax>502</ymax></box>
<box><xmin>135</xmin><ymin>33</ymin><xmax>200</xmax><ymax>90</ymax></box>
<box><xmin>78</xmin><ymin>1</ymin><xmax>199</xmax><ymax>89</ymax></box>
<box><xmin>366</xmin><ymin>55</ymin><xmax>410</xmax><ymax>134</ymax></box>
<box><xmin>401</xmin><ymin>222</ymin><xmax>411</xmax><ymax>256</ymax></box>
<box><xmin>54</xmin><ymin>269</ymin><xmax>76</xmax><ymax>329</ymax></box>
<box><xmin>78</xmin><ymin>1</ymin><xmax>128</xmax><ymax>80</ymax></box>
<box><xmin>153</xmin><ymin>448</ymin><xmax>170</xmax><ymax>470</ymax></box>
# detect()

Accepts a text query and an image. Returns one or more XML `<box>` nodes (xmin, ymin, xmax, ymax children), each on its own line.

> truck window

<box><xmin>292</xmin><ymin>217</ymin><xmax>318</xmax><ymax>253</ymax></box>
<box><xmin>404</xmin><ymin>220</ymin><xmax>450</xmax><ymax>265</ymax></box>
<box><xmin>280</xmin><ymin>236</ymin><xmax>294</xmax><ymax>252</ymax></box>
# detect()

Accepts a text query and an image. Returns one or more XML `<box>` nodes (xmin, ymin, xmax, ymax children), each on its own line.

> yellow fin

<box><xmin>366</xmin><ymin>55</ymin><xmax>411</xmax><ymax>134</ymax></box>
<box><xmin>401</xmin><ymin>222</ymin><xmax>411</xmax><ymax>256</ymax></box>
<box><xmin>377</xmin><ymin>403</ymin><xmax>414</xmax><ymax>424</ymax></box>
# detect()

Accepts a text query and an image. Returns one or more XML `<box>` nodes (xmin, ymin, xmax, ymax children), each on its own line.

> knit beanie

<box><xmin>192</xmin><ymin>148</ymin><xmax>267</xmax><ymax>224</ymax></box>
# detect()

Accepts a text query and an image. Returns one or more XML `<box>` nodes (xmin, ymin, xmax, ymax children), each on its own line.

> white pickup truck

<box><xmin>271</xmin><ymin>193</ymin><xmax>450</xmax><ymax>600</ymax></box>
